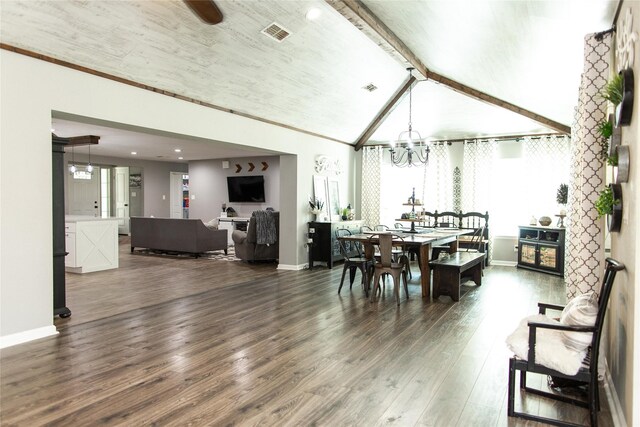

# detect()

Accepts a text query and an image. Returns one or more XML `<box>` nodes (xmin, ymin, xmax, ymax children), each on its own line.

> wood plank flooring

<box><xmin>0</xmin><ymin>239</ymin><xmax>614</xmax><ymax>426</ymax></box>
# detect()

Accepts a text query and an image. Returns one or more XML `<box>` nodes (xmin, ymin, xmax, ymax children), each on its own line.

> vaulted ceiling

<box><xmin>1</xmin><ymin>0</ymin><xmax>618</xmax><ymax>158</ymax></box>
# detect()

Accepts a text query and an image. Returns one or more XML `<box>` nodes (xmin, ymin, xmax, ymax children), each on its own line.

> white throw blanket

<box><xmin>505</xmin><ymin>314</ymin><xmax>588</xmax><ymax>376</ymax></box>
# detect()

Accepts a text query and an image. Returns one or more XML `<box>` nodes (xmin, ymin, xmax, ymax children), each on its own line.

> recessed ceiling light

<box><xmin>174</xmin><ymin>148</ymin><xmax>182</xmax><ymax>153</ymax></box>
<box><xmin>306</xmin><ymin>7</ymin><xmax>321</xmax><ymax>21</ymax></box>
<box><xmin>178</xmin><ymin>156</ymin><xmax>184</xmax><ymax>160</ymax></box>
<box><xmin>131</xmin><ymin>151</ymin><xmax>137</xmax><ymax>155</ymax></box>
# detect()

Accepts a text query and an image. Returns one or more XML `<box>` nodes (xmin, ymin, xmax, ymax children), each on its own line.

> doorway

<box><xmin>67</xmin><ymin>166</ymin><xmax>101</xmax><ymax>217</ymax></box>
<box><xmin>170</xmin><ymin>172</ymin><xmax>189</xmax><ymax>219</ymax></box>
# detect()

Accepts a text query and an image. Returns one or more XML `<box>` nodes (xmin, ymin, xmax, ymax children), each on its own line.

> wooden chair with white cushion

<box><xmin>506</xmin><ymin>258</ymin><xmax>624</xmax><ymax>427</ymax></box>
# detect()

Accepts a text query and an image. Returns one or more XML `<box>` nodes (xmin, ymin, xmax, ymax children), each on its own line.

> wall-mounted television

<box><xmin>227</xmin><ymin>175</ymin><xmax>266</xmax><ymax>203</ymax></box>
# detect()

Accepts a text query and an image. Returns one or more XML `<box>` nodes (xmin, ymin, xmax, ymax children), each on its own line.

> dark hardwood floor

<box><xmin>0</xmin><ymin>239</ymin><xmax>613</xmax><ymax>426</ymax></box>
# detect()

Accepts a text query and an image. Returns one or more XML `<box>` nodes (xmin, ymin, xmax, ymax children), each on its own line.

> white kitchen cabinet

<box><xmin>65</xmin><ymin>217</ymin><xmax>119</xmax><ymax>273</ymax></box>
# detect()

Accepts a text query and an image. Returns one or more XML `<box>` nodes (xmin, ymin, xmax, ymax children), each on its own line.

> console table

<box><xmin>308</xmin><ymin>220</ymin><xmax>363</xmax><ymax>269</ymax></box>
<box><xmin>517</xmin><ymin>225</ymin><xmax>565</xmax><ymax>276</ymax></box>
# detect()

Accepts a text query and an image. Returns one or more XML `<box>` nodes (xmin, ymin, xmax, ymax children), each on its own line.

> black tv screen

<box><xmin>227</xmin><ymin>175</ymin><xmax>266</xmax><ymax>203</ymax></box>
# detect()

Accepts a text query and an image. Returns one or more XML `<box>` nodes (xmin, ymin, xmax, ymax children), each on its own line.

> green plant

<box><xmin>600</xmin><ymin>74</ymin><xmax>624</xmax><ymax>105</ymax></box>
<box><xmin>556</xmin><ymin>183</ymin><xmax>568</xmax><ymax>205</ymax></box>
<box><xmin>607</xmin><ymin>152</ymin><xmax>618</xmax><ymax>166</ymax></box>
<box><xmin>595</xmin><ymin>186</ymin><xmax>620</xmax><ymax>218</ymax></box>
<box><xmin>598</xmin><ymin>120</ymin><xmax>613</xmax><ymax>138</ymax></box>
<box><xmin>341</xmin><ymin>207</ymin><xmax>349</xmax><ymax>216</ymax></box>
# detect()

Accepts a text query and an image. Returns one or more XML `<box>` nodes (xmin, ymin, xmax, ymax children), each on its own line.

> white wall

<box><xmin>63</xmin><ymin>153</ymin><xmax>188</xmax><ymax>218</ymax></box>
<box><xmin>189</xmin><ymin>156</ymin><xmax>280</xmax><ymax>220</ymax></box>
<box><xmin>0</xmin><ymin>50</ymin><xmax>356</xmax><ymax>343</ymax></box>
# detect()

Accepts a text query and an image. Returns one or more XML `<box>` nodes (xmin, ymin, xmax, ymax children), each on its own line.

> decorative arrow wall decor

<box><xmin>233</xmin><ymin>161</ymin><xmax>269</xmax><ymax>173</ymax></box>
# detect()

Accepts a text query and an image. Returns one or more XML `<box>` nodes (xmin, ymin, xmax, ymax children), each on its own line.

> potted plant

<box><xmin>595</xmin><ymin>184</ymin><xmax>622</xmax><ymax>232</ymax></box>
<box><xmin>596</xmin><ymin>120</ymin><xmax>618</xmax><ymax>165</ymax></box>
<box><xmin>309</xmin><ymin>197</ymin><xmax>324</xmax><ymax>217</ymax></box>
<box><xmin>600</xmin><ymin>74</ymin><xmax>623</xmax><ymax>106</ymax></box>
<box><xmin>556</xmin><ymin>183</ymin><xmax>568</xmax><ymax>227</ymax></box>
<box><xmin>341</xmin><ymin>207</ymin><xmax>349</xmax><ymax>221</ymax></box>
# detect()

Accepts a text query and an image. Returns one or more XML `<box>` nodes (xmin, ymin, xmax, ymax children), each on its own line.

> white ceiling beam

<box><xmin>327</xmin><ymin>0</ymin><xmax>571</xmax><ymax>138</ymax></box>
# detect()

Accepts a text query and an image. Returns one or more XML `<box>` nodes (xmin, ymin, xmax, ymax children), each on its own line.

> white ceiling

<box><xmin>1</xmin><ymin>0</ymin><xmax>618</xmax><ymax>157</ymax></box>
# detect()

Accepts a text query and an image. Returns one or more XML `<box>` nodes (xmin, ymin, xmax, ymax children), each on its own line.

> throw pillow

<box><xmin>559</xmin><ymin>292</ymin><xmax>598</xmax><ymax>351</ymax></box>
<box><xmin>505</xmin><ymin>314</ymin><xmax>587</xmax><ymax>376</ymax></box>
<box><xmin>205</xmin><ymin>218</ymin><xmax>218</xmax><ymax>230</ymax></box>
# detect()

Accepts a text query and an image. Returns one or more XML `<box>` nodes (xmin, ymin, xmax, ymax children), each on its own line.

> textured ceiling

<box><xmin>1</xmin><ymin>0</ymin><xmax>618</xmax><ymax>155</ymax></box>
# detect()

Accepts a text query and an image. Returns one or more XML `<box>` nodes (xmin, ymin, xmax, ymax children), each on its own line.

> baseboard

<box><xmin>277</xmin><ymin>263</ymin><xmax>307</xmax><ymax>271</ymax></box>
<box><xmin>604</xmin><ymin>359</ymin><xmax>627</xmax><ymax>427</ymax></box>
<box><xmin>0</xmin><ymin>325</ymin><xmax>58</xmax><ymax>349</ymax></box>
<box><xmin>490</xmin><ymin>260</ymin><xmax>517</xmax><ymax>267</ymax></box>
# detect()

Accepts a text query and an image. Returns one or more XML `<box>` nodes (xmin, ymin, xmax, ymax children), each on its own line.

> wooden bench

<box><xmin>429</xmin><ymin>252</ymin><xmax>485</xmax><ymax>301</ymax></box>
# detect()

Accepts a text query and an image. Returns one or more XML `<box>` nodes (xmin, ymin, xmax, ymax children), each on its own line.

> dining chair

<box><xmin>335</xmin><ymin>228</ymin><xmax>374</xmax><ymax>297</ymax></box>
<box><xmin>458</xmin><ymin>226</ymin><xmax>486</xmax><ymax>253</ymax></box>
<box><xmin>375</xmin><ymin>225</ymin><xmax>411</xmax><ymax>278</ymax></box>
<box><xmin>368</xmin><ymin>233</ymin><xmax>409</xmax><ymax>305</ymax></box>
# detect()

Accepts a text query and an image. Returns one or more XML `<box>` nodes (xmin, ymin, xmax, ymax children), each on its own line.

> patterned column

<box><xmin>361</xmin><ymin>146</ymin><xmax>382</xmax><ymax>227</ymax></box>
<box><xmin>565</xmin><ymin>33</ymin><xmax>611</xmax><ymax>298</ymax></box>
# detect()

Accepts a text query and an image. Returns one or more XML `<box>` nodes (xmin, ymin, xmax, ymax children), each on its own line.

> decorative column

<box><xmin>565</xmin><ymin>33</ymin><xmax>611</xmax><ymax>298</ymax></box>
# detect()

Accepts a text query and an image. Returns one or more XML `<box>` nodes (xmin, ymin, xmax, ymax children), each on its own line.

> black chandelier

<box><xmin>389</xmin><ymin>68</ymin><xmax>430</xmax><ymax>167</ymax></box>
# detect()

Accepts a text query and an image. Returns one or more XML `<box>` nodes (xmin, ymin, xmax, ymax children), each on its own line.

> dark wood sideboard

<box><xmin>517</xmin><ymin>225</ymin><xmax>565</xmax><ymax>276</ymax></box>
<box><xmin>308</xmin><ymin>221</ymin><xmax>363</xmax><ymax>269</ymax></box>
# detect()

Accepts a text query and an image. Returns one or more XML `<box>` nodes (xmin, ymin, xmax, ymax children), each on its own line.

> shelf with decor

<box><xmin>517</xmin><ymin>225</ymin><xmax>565</xmax><ymax>276</ymax></box>
<box><xmin>397</xmin><ymin>187</ymin><xmax>423</xmax><ymax>233</ymax></box>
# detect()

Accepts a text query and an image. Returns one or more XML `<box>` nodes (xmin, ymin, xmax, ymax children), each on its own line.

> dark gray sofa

<box><xmin>232</xmin><ymin>211</ymin><xmax>279</xmax><ymax>261</ymax></box>
<box><xmin>131</xmin><ymin>217</ymin><xmax>227</xmax><ymax>257</ymax></box>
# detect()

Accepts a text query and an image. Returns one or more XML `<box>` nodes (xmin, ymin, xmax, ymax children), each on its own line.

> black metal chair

<box><xmin>507</xmin><ymin>258</ymin><xmax>625</xmax><ymax>427</ymax></box>
<box><xmin>335</xmin><ymin>228</ymin><xmax>374</xmax><ymax>297</ymax></box>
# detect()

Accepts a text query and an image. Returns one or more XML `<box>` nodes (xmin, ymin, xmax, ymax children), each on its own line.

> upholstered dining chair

<box><xmin>368</xmin><ymin>233</ymin><xmax>409</xmax><ymax>305</ymax></box>
<box><xmin>335</xmin><ymin>228</ymin><xmax>374</xmax><ymax>297</ymax></box>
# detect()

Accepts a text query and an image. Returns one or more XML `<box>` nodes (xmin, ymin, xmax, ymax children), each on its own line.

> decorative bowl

<box><xmin>538</xmin><ymin>216</ymin><xmax>552</xmax><ymax>226</ymax></box>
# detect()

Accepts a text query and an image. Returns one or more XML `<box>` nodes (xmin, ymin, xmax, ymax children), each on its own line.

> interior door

<box><xmin>170</xmin><ymin>172</ymin><xmax>184</xmax><ymax>219</ymax></box>
<box><xmin>115</xmin><ymin>166</ymin><xmax>130</xmax><ymax>234</ymax></box>
<box><xmin>68</xmin><ymin>166</ymin><xmax>101</xmax><ymax>217</ymax></box>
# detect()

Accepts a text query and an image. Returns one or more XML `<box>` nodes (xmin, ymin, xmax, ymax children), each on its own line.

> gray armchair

<box><xmin>232</xmin><ymin>211</ymin><xmax>279</xmax><ymax>261</ymax></box>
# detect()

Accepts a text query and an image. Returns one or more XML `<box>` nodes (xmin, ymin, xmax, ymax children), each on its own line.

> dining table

<box><xmin>338</xmin><ymin>228</ymin><xmax>472</xmax><ymax>299</ymax></box>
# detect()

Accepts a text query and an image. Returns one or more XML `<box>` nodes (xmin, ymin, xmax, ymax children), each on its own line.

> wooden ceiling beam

<box><xmin>354</xmin><ymin>75</ymin><xmax>415</xmax><ymax>150</ymax></box>
<box><xmin>67</xmin><ymin>135</ymin><xmax>100</xmax><ymax>146</ymax></box>
<box><xmin>327</xmin><ymin>0</ymin><xmax>571</xmax><ymax>140</ymax></box>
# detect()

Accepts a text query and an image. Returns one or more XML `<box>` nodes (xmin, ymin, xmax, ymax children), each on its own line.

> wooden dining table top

<box><xmin>337</xmin><ymin>228</ymin><xmax>472</xmax><ymax>300</ymax></box>
<box><xmin>340</xmin><ymin>228</ymin><xmax>472</xmax><ymax>245</ymax></box>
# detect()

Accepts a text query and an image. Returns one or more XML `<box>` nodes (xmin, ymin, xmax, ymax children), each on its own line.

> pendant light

<box><xmin>389</xmin><ymin>68</ymin><xmax>430</xmax><ymax>167</ymax></box>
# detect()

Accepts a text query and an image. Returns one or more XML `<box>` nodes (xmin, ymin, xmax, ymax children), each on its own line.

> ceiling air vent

<box><xmin>261</xmin><ymin>22</ymin><xmax>291</xmax><ymax>42</ymax></box>
<box><xmin>362</xmin><ymin>83</ymin><xmax>378</xmax><ymax>92</ymax></box>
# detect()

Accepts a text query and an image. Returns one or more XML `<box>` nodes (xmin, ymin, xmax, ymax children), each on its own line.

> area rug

<box><xmin>133</xmin><ymin>246</ymin><xmax>238</xmax><ymax>261</ymax></box>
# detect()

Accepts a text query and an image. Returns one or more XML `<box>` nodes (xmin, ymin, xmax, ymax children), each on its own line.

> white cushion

<box><xmin>204</xmin><ymin>218</ymin><xmax>218</xmax><ymax>230</ymax></box>
<box><xmin>505</xmin><ymin>314</ymin><xmax>588</xmax><ymax>376</ymax></box>
<box><xmin>560</xmin><ymin>292</ymin><xmax>598</xmax><ymax>351</ymax></box>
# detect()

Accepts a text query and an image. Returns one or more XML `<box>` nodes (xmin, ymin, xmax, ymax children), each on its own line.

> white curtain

<box><xmin>461</xmin><ymin>139</ymin><xmax>497</xmax><ymax>214</ymax></box>
<box><xmin>361</xmin><ymin>146</ymin><xmax>382</xmax><ymax>227</ymax></box>
<box><xmin>565</xmin><ymin>33</ymin><xmax>610</xmax><ymax>299</ymax></box>
<box><xmin>422</xmin><ymin>143</ymin><xmax>453</xmax><ymax>212</ymax></box>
